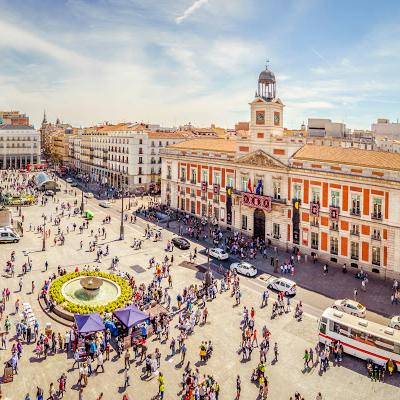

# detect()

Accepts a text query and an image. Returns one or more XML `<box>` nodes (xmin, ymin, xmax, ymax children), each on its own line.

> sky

<box><xmin>0</xmin><ymin>0</ymin><xmax>400</xmax><ymax>130</ymax></box>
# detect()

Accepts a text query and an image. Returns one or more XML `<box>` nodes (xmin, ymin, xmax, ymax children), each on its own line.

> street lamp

<box><xmin>42</xmin><ymin>214</ymin><xmax>47</xmax><ymax>251</ymax></box>
<box><xmin>120</xmin><ymin>181</ymin><xmax>125</xmax><ymax>241</ymax></box>
<box><xmin>80</xmin><ymin>187</ymin><xmax>84</xmax><ymax>214</ymax></box>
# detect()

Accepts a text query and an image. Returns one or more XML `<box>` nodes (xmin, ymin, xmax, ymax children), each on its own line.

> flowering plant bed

<box><xmin>49</xmin><ymin>271</ymin><xmax>133</xmax><ymax>314</ymax></box>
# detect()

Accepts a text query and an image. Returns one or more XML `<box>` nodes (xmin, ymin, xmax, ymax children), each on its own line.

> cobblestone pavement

<box><xmin>0</xmin><ymin>185</ymin><xmax>399</xmax><ymax>399</ymax></box>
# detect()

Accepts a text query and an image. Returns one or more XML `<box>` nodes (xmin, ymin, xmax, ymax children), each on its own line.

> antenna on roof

<box><xmin>265</xmin><ymin>59</ymin><xmax>270</xmax><ymax>70</ymax></box>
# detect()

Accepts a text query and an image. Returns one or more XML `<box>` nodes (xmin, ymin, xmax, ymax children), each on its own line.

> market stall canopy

<box><xmin>147</xmin><ymin>304</ymin><xmax>169</xmax><ymax>319</ymax></box>
<box><xmin>74</xmin><ymin>313</ymin><xmax>105</xmax><ymax>334</ymax></box>
<box><xmin>113</xmin><ymin>305</ymin><xmax>149</xmax><ymax>329</ymax></box>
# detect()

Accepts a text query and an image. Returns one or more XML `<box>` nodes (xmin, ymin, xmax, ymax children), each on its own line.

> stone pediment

<box><xmin>235</xmin><ymin>149</ymin><xmax>286</xmax><ymax>169</ymax></box>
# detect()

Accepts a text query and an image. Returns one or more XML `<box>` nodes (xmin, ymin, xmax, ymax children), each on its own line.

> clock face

<box><xmin>274</xmin><ymin>112</ymin><xmax>280</xmax><ymax>126</ymax></box>
<box><xmin>256</xmin><ymin>111</ymin><xmax>265</xmax><ymax>125</ymax></box>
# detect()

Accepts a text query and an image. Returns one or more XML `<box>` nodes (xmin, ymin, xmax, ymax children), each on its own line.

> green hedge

<box><xmin>49</xmin><ymin>271</ymin><xmax>133</xmax><ymax>314</ymax></box>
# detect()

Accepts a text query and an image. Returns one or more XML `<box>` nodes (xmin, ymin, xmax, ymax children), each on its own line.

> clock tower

<box><xmin>249</xmin><ymin>64</ymin><xmax>284</xmax><ymax>141</ymax></box>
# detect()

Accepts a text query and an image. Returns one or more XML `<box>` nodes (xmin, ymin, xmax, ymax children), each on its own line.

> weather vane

<box><xmin>265</xmin><ymin>59</ymin><xmax>270</xmax><ymax>70</ymax></box>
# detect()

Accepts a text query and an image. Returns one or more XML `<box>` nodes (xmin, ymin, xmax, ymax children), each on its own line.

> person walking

<box><xmin>353</xmin><ymin>288</ymin><xmax>358</xmax><ymax>301</ymax></box>
<box><xmin>181</xmin><ymin>342</ymin><xmax>187</xmax><ymax>363</ymax></box>
<box><xmin>124</xmin><ymin>348</ymin><xmax>131</xmax><ymax>369</ymax></box>
<box><xmin>95</xmin><ymin>352</ymin><xmax>104</xmax><ymax>373</ymax></box>
<box><xmin>123</xmin><ymin>367</ymin><xmax>130</xmax><ymax>388</ymax></box>
<box><xmin>236</xmin><ymin>375</ymin><xmax>241</xmax><ymax>399</ymax></box>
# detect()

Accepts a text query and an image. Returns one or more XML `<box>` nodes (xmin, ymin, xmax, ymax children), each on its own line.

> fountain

<box><xmin>61</xmin><ymin>276</ymin><xmax>121</xmax><ymax>307</ymax></box>
<box><xmin>80</xmin><ymin>276</ymin><xmax>103</xmax><ymax>298</ymax></box>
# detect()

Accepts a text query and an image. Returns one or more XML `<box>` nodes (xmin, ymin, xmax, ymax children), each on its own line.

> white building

<box><xmin>69</xmin><ymin>125</ymin><xmax>187</xmax><ymax>190</ymax></box>
<box><xmin>307</xmin><ymin>118</ymin><xmax>347</xmax><ymax>138</ymax></box>
<box><xmin>372</xmin><ymin>118</ymin><xmax>400</xmax><ymax>139</ymax></box>
<box><xmin>0</xmin><ymin>124</ymin><xmax>41</xmax><ymax>169</ymax></box>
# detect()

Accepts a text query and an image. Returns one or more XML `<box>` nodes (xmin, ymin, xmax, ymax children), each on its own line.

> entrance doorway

<box><xmin>253</xmin><ymin>208</ymin><xmax>265</xmax><ymax>239</ymax></box>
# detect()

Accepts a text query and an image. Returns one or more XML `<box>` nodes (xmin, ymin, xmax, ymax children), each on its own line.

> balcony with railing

<box><xmin>351</xmin><ymin>253</ymin><xmax>359</xmax><ymax>261</ymax></box>
<box><xmin>190</xmin><ymin>192</ymin><xmax>196</xmax><ymax>198</ymax></box>
<box><xmin>350</xmin><ymin>207</ymin><xmax>361</xmax><ymax>216</ymax></box>
<box><xmin>190</xmin><ymin>179</ymin><xmax>197</xmax><ymax>185</ymax></box>
<box><xmin>350</xmin><ymin>229</ymin><xmax>360</xmax><ymax>237</ymax></box>
<box><xmin>180</xmin><ymin>176</ymin><xmax>186</xmax><ymax>182</ymax></box>
<box><xmin>371</xmin><ymin>234</ymin><xmax>381</xmax><ymax>241</ymax></box>
<box><xmin>311</xmin><ymin>242</ymin><xmax>319</xmax><ymax>250</ymax></box>
<box><xmin>310</xmin><ymin>220</ymin><xmax>319</xmax><ymax>227</ymax></box>
<box><xmin>371</xmin><ymin>212</ymin><xmax>382</xmax><ymax>221</ymax></box>
<box><xmin>329</xmin><ymin>223</ymin><xmax>339</xmax><ymax>232</ymax></box>
<box><xmin>330</xmin><ymin>247</ymin><xmax>338</xmax><ymax>255</ymax></box>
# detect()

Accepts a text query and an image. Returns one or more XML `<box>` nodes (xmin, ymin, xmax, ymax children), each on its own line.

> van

<box><xmin>0</xmin><ymin>228</ymin><xmax>20</xmax><ymax>243</ymax></box>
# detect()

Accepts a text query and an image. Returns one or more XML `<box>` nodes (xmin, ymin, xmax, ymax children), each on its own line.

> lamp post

<box><xmin>120</xmin><ymin>183</ymin><xmax>125</xmax><ymax>241</ymax></box>
<box><xmin>42</xmin><ymin>214</ymin><xmax>47</xmax><ymax>251</ymax></box>
<box><xmin>80</xmin><ymin>187</ymin><xmax>84</xmax><ymax>214</ymax></box>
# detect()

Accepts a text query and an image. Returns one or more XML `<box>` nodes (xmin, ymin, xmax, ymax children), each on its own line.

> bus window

<box><xmin>319</xmin><ymin>319</ymin><xmax>327</xmax><ymax>334</ymax></box>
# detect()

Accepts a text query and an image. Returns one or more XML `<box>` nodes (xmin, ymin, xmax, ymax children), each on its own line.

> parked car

<box><xmin>99</xmin><ymin>200</ymin><xmax>111</xmax><ymax>208</ymax></box>
<box><xmin>268</xmin><ymin>277</ymin><xmax>297</xmax><ymax>296</ymax></box>
<box><xmin>208</xmin><ymin>248</ymin><xmax>229</xmax><ymax>260</ymax></box>
<box><xmin>389</xmin><ymin>316</ymin><xmax>400</xmax><ymax>330</ymax></box>
<box><xmin>44</xmin><ymin>190</ymin><xmax>55</xmax><ymax>197</ymax></box>
<box><xmin>84</xmin><ymin>192</ymin><xmax>94</xmax><ymax>198</ymax></box>
<box><xmin>66</xmin><ymin>178</ymin><xmax>73</xmax><ymax>183</ymax></box>
<box><xmin>172</xmin><ymin>237</ymin><xmax>190</xmax><ymax>250</ymax></box>
<box><xmin>0</xmin><ymin>228</ymin><xmax>20</xmax><ymax>243</ymax></box>
<box><xmin>230</xmin><ymin>261</ymin><xmax>257</xmax><ymax>277</ymax></box>
<box><xmin>332</xmin><ymin>299</ymin><xmax>366</xmax><ymax>318</ymax></box>
<box><xmin>70</xmin><ymin>182</ymin><xmax>78</xmax><ymax>187</ymax></box>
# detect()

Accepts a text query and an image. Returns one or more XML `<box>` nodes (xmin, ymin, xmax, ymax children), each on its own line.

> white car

<box><xmin>208</xmin><ymin>248</ymin><xmax>229</xmax><ymax>260</ymax></box>
<box><xmin>230</xmin><ymin>261</ymin><xmax>257</xmax><ymax>277</ymax></box>
<box><xmin>268</xmin><ymin>277</ymin><xmax>297</xmax><ymax>296</ymax></box>
<box><xmin>388</xmin><ymin>316</ymin><xmax>400</xmax><ymax>330</ymax></box>
<box><xmin>99</xmin><ymin>200</ymin><xmax>111</xmax><ymax>208</ymax></box>
<box><xmin>66</xmin><ymin>178</ymin><xmax>73</xmax><ymax>183</ymax></box>
<box><xmin>84</xmin><ymin>192</ymin><xmax>94</xmax><ymax>198</ymax></box>
<box><xmin>333</xmin><ymin>299</ymin><xmax>366</xmax><ymax>318</ymax></box>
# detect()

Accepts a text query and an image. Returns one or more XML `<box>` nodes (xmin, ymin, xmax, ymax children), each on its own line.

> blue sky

<box><xmin>0</xmin><ymin>0</ymin><xmax>399</xmax><ymax>130</ymax></box>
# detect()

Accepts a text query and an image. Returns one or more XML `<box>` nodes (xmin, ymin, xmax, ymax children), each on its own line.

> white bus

<box><xmin>319</xmin><ymin>307</ymin><xmax>400</xmax><ymax>368</ymax></box>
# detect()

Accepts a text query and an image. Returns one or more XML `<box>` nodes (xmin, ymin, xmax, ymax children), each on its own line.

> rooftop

<box><xmin>167</xmin><ymin>138</ymin><xmax>236</xmax><ymax>153</ymax></box>
<box><xmin>0</xmin><ymin>124</ymin><xmax>35</xmax><ymax>131</ymax></box>
<box><xmin>293</xmin><ymin>144</ymin><xmax>400</xmax><ymax>171</ymax></box>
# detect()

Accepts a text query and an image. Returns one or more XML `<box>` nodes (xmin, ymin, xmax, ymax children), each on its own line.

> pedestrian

<box><xmin>323</xmin><ymin>264</ymin><xmax>328</xmax><ymax>275</ymax></box>
<box><xmin>353</xmin><ymin>288</ymin><xmax>358</xmax><ymax>301</ymax></box>
<box><xmin>95</xmin><ymin>352</ymin><xmax>104</xmax><ymax>373</ymax></box>
<box><xmin>124</xmin><ymin>348</ymin><xmax>131</xmax><ymax>369</ymax></box>
<box><xmin>274</xmin><ymin>342</ymin><xmax>278</xmax><ymax>362</ymax></box>
<box><xmin>181</xmin><ymin>342</ymin><xmax>187</xmax><ymax>363</ymax></box>
<box><xmin>123</xmin><ymin>367</ymin><xmax>130</xmax><ymax>388</ymax></box>
<box><xmin>236</xmin><ymin>375</ymin><xmax>241</xmax><ymax>399</ymax></box>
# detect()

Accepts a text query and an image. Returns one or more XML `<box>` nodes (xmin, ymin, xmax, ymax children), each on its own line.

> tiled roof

<box><xmin>293</xmin><ymin>144</ymin><xmax>400</xmax><ymax>171</ymax></box>
<box><xmin>167</xmin><ymin>138</ymin><xmax>236</xmax><ymax>153</ymax></box>
<box><xmin>147</xmin><ymin>131</ymin><xmax>188</xmax><ymax>139</ymax></box>
<box><xmin>0</xmin><ymin>124</ymin><xmax>34</xmax><ymax>130</ymax></box>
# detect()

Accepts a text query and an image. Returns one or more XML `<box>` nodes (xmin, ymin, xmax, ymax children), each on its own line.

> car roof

<box><xmin>275</xmin><ymin>277</ymin><xmax>295</xmax><ymax>285</ymax></box>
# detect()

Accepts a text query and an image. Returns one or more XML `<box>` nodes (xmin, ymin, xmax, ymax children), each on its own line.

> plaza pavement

<box><xmin>0</xmin><ymin>185</ymin><xmax>399</xmax><ymax>399</ymax></box>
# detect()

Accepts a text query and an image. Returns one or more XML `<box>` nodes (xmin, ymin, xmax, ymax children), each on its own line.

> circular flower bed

<box><xmin>49</xmin><ymin>271</ymin><xmax>133</xmax><ymax>314</ymax></box>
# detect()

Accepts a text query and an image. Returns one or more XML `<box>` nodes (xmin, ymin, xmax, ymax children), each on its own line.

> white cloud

<box><xmin>176</xmin><ymin>0</ymin><xmax>209</xmax><ymax>24</ymax></box>
<box><xmin>0</xmin><ymin>18</ymin><xmax>90</xmax><ymax>68</ymax></box>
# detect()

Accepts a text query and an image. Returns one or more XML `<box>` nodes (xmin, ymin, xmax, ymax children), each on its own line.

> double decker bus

<box><xmin>319</xmin><ymin>307</ymin><xmax>400</xmax><ymax>368</ymax></box>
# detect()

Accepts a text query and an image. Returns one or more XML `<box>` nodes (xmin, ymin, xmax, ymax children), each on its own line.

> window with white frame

<box><xmin>331</xmin><ymin>190</ymin><xmax>340</xmax><ymax>207</ymax></box>
<box><xmin>273</xmin><ymin>181</ymin><xmax>281</xmax><ymax>199</ymax></box>
<box><xmin>227</xmin><ymin>174</ymin><xmax>234</xmax><ymax>188</ymax></box>
<box><xmin>273</xmin><ymin>223</ymin><xmax>280</xmax><ymax>238</ymax></box>
<box><xmin>311</xmin><ymin>232</ymin><xmax>319</xmax><ymax>249</ymax></box>
<box><xmin>351</xmin><ymin>194</ymin><xmax>361</xmax><ymax>215</ymax></box>
<box><xmin>330</xmin><ymin>237</ymin><xmax>338</xmax><ymax>255</ymax></box>
<box><xmin>372</xmin><ymin>197</ymin><xmax>382</xmax><ymax>219</ymax></box>
<box><xmin>351</xmin><ymin>242</ymin><xmax>359</xmax><ymax>260</ymax></box>
<box><xmin>241</xmin><ymin>215</ymin><xmax>247</xmax><ymax>230</ymax></box>
<box><xmin>214</xmin><ymin>172</ymin><xmax>221</xmax><ymax>185</ymax></box>
<box><xmin>202</xmin><ymin>170</ymin><xmax>208</xmax><ymax>184</ymax></box>
<box><xmin>293</xmin><ymin>184</ymin><xmax>301</xmax><ymax>200</ymax></box>
<box><xmin>241</xmin><ymin>177</ymin><xmax>248</xmax><ymax>192</ymax></box>
<box><xmin>311</xmin><ymin>187</ymin><xmax>320</xmax><ymax>203</ymax></box>
<box><xmin>191</xmin><ymin>169</ymin><xmax>197</xmax><ymax>184</ymax></box>
<box><xmin>372</xmin><ymin>246</ymin><xmax>381</xmax><ymax>265</ymax></box>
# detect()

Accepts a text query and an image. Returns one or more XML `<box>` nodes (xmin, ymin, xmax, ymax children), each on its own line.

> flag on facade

<box><xmin>247</xmin><ymin>178</ymin><xmax>252</xmax><ymax>193</ymax></box>
<box><xmin>255</xmin><ymin>179</ymin><xmax>263</xmax><ymax>195</ymax></box>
